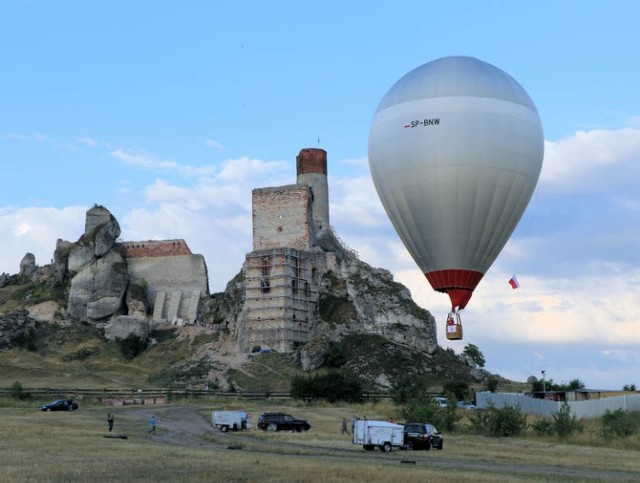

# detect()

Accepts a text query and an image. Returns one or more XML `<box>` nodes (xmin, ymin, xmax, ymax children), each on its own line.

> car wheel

<box><xmin>437</xmin><ymin>442</ymin><xmax>444</xmax><ymax>450</ymax></box>
<box><xmin>295</xmin><ymin>426</ymin><xmax>302</xmax><ymax>432</ymax></box>
<box><xmin>220</xmin><ymin>425</ymin><xmax>229</xmax><ymax>433</ymax></box>
<box><xmin>267</xmin><ymin>423</ymin><xmax>277</xmax><ymax>432</ymax></box>
<box><xmin>381</xmin><ymin>442</ymin><xmax>392</xmax><ymax>453</ymax></box>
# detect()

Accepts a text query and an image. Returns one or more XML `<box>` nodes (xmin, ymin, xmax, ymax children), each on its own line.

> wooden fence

<box><xmin>0</xmin><ymin>387</ymin><xmax>392</xmax><ymax>402</ymax></box>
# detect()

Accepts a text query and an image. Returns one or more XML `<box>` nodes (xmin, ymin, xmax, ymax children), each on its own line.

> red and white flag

<box><xmin>508</xmin><ymin>275</ymin><xmax>520</xmax><ymax>289</ymax></box>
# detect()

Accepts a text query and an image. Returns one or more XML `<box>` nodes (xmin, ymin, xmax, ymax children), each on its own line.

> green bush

<box><xmin>10</xmin><ymin>381</ymin><xmax>31</xmax><ymax>400</ymax></box>
<box><xmin>469</xmin><ymin>404</ymin><xmax>527</xmax><ymax>437</ymax></box>
<box><xmin>443</xmin><ymin>380</ymin><xmax>470</xmax><ymax>401</ymax></box>
<box><xmin>552</xmin><ymin>402</ymin><xmax>583</xmax><ymax>439</ymax></box>
<box><xmin>485</xmin><ymin>375</ymin><xmax>499</xmax><ymax>393</ymax></box>
<box><xmin>290</xmin><ymin>372</ymin><xmax>363</xmax><ymax>403</ymax></box>
<box><xmin>14</xmin><ymin>327</ymin><xmax>39</xmax><ymax>351</ymax></box>
<box><xmin>389</xmin><ymin>374</ymin><xmax>419</xmax><ymax>406</ymax></box>
<box><xmin>324</xmin><ymin>342</ymin><xmax>347</xmax><ymax>368</ymax></box>
<box><xmin>601</xmin><ymin>408</ymin><xmax>638</xmax><ymax>437</ymax></box>
<box><xmin>531</xmin><ymin>418</ymin><xmax>555</xmax><ymax>436</ymax></box>
<box><xmin>116</xmin><ymin>333</ymin><xmax>148</xmax><ymax>360</ymax></box>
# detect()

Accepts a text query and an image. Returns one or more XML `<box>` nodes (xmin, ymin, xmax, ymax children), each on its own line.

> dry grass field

<box><xmin>2</xmin><ymin>397</ymin><xmax>640</xmax><ymax>482</ymax></box>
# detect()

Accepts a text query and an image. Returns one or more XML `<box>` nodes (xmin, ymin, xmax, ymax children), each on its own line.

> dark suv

<box><xmin>40</xmin><ymin>399</ymin><xmax>79</xmax><ymax>412</ymax></box>
<box><xmin>257</xmin><ymin>412</ymin><xmax>311</xmax><ymax>432</ymax></box>
<box><xmin>403</xmin><ymin>422</ymin><xmax>443</xmax><ymax>450</ymax></box>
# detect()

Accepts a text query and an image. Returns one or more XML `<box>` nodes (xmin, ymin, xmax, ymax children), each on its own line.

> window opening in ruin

<box><xmin>261</xmin><ymin>278</ymin><xmax>271</xmax><ymax>293</ymax></box>
<box><xmin>304</xmin><ymin>281</ymin><xmax>309</xmax><ymax>297</ymax></box>
<box><xmin>292</xmin><ymin>279</ymin><xmax>297</xmax><ymax>294</ymax></box>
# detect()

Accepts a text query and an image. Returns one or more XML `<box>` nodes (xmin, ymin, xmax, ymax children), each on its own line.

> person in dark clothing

<box><xmin>107</xmin><ymin>413</ymin><xmax>114</xmax><ymax>432</ymax></box>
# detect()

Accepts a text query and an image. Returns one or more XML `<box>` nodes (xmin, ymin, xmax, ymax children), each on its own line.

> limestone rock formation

<box><xmin>104</xmin><ymin>316</ymin><xmax>149</xmax><ymax>341</ymax></box>
<box><xmin>64</xmin><ymin>205</ymin><xmax>127</xmax><ymax>321</ymax></box>
<box><xmin>67</xmin><ymin>250</ymin><xmax>128</xmax><ymax>320</ymax></box>
<box><xmin>19</xmin><ymin>253</ymin><xmax>37</xmax><ymax>280</ymax></box>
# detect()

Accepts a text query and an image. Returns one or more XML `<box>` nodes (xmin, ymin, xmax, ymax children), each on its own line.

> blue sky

<box><xmin>2</xmin><ymin>1</ymin><xmax>639</xmax><ymax>390</ymax></box>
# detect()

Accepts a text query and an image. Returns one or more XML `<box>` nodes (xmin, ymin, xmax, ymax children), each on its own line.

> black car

<box><xmin>403</xmin><ymin>422</ymin><xmax>443</xmax><ymax>450</ymax></box>
<box><xmin>40</xmin><ymin>399</ymin><xmax>79</xmax><ymax>412</ymax></box>
<box><xmin>257</xmin><ymin>412</ymin><xmax>311</xmax><ymax>432</ymax></box>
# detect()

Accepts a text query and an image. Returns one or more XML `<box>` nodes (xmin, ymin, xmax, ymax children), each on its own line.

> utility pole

<box><xmin>541</xmin><ymin>370</ymin><xmax>546</xmax><ymax>392</ymax></box>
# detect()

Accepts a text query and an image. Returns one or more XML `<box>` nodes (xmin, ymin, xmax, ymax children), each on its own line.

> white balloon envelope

<box><xmin>368</xmin><ymin>56</ymin><xmax>544</xmax><ymax>337</ymax></box>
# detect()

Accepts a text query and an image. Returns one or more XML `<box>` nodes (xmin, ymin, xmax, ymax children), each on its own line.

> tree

<box><xmin>552</xmin><ymin>402</ymin><xmax>583</xmax><ymax>439</ymax></box>
<box><xmin>390</xmin><ymin>374</ymin><xmax>419</xmax><ymax>406</ymax></box>
<box><xmin>116</xmin><ymin>333</ymin><xmax>148</xmax><ymax>360</ymax></box>
<box><xmin>290</xmin><ymin>372</ymin><xmax>363</xmax><ymax>403</ymax></box>
<box><xmin>485</xmin><ymin>375</ymin><xmax>499</xmax><ymax>393</ymax></box>
<box><xmin>462</xmin><ymin>343</ymin><xmax>485</xmax><ymax>367</ymax></box>
<box><xmin>443</xmin><ymin>380</ymin><xmax>470</xmax><ymax>401</ymax></box>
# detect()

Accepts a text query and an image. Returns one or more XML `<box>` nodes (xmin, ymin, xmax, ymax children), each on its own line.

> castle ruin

<box><xmin>242</xmin><ymin>148</ymin><xmax>331</xmax><ymax>352</ymax></box>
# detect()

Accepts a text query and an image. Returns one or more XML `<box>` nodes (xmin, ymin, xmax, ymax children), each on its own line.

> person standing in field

<box><xmin>107</xmin><ymin>413</ymin><xmax>114</xmax><ymax>432</ymax></box>
<box><xmin>341</xmin><ymin>417</ymin><xmax>349</xmax><ymax>435</ymax></box>
<box><xmin>148</xmin><ymin>415</ymin><xmax>156</xmax><ymax>434</ymax></box>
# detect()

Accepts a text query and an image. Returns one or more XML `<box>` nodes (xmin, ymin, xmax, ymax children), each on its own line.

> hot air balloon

<box><xmin>368</xmin><ymin>56</ymin><xmax>544</xmax><ymax>340</ymax></box>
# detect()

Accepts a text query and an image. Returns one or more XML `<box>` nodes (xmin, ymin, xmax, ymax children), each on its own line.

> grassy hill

<box><xmin>0</xmin><ymin>280</ymin><xmax>527</xmax><ymax>396</ymax></box>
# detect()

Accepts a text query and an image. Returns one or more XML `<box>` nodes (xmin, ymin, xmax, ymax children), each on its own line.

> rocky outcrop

<box><xmin>126</xmin><ymin>282</ymin><xmax>148</xmax><ymax>318</ymax></box>
<box><xmin>19</xmin><ymin>253</ymin><xmax>37</xmax><ymax>280</ymax></box>
<box><xmin>103</xmin><ymin>316</ymin><xmax>149</xmax><ymax>341</ymax></box>
<box><xmin>64</xmin><ymin>206</ymin><xmax>127</xmax><ymax>321</ymax></box>
<box><xmin>68</xmin><ymin>250</ymin><xmax>128</xmax><ymax>320</ymax></box>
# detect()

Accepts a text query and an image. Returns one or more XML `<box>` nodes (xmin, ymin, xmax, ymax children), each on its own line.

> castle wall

<box><xmin>125</xmin><ymin>253</ymin><xmax>208</xmax><ymax>323</ymax></box>
<box><xmin>120</xmin><ymin>239</ymin><xmax>192</xmax><ymax>258</ymax></box>
<box><xmin>252</xmin><ymin>185</ymin><xmax>313</xmax><ymax>251</ymax></box>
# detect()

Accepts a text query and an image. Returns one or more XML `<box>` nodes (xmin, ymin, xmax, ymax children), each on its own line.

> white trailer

<box><xmin>211</xmin><ymin>411</ymin><xmax>251</xmax><ymax>432</ymax></box>
<box><xmin>352</xmin><ymin>419</ymin><xmax>405</xmax><ymax>452</ymax></box>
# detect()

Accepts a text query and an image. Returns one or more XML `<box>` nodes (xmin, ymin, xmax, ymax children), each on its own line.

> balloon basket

<box><xmin>445</xmin><ymin>312</ymin><xmax>463</xmax><ymax>340</ymax></box>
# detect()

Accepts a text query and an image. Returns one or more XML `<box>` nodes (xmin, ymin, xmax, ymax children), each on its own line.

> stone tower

<box><xmin>241</xmin><ymin>148</ymin><xmax>330</xmax><ymax>352</ymax></box>
<box><xmin>296</xmin><ymin>148</ymin><xmax>330</xmax><ymax>240</ymax></box>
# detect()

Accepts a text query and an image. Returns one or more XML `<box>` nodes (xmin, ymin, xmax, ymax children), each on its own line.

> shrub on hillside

<box><xmin>116</xmin><ymin>333</ymin><xmax>147</xmax><ymax>360</ymax></box>
<box><xmin>10</xmin><ymin>381</ymin><xmax>31</xmax><ymax>400</ymax></box>
<box><xmin>290</xmin><ymin>372</ymin><xmax>363</xmax><ymax>403</ymax></box>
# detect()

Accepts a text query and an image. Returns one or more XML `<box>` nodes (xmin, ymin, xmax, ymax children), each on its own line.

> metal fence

<box><xmin>475</xmin><ymin>391</ymin><xmax>640</xmax><ymax>418</ymax></box>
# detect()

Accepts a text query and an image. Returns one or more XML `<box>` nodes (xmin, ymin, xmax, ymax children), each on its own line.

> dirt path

<box><xmin>120</xmin><ymin>405</ymin><xmax>640</xmax><ymax>481</ymax></box>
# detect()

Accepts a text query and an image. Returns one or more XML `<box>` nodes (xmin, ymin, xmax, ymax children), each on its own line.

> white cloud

<box><xmin>0</xmin><ymin>206</ymin><xmax>87</xmax><ymax>273</ymax></box>
<box><xmin>78</xmin><ymin>137</ymin><xmax>98</xmax><ymax>147</ymax></box>
<box><xmin>109</xmin><ymin>149</ymin><xmax>216</xmax><ymax>177</ymax></box>
<box><xmin>205</xmin><ymin>139</ymin><xmax>225</xmax><ymax>151</ymax></box>
<box><xmin>540</xmin><ymin>127</ymin><xmax>640</xmax><ymax>194</ymax></box>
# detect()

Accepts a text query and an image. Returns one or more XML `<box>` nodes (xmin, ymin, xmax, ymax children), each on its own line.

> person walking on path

<box><xmin>148</xmin><ymin>415</ymin><xmax>156</xmax><ymax>434</ymax></box>
<box><xmin>341</xmin><ymin>417</ymin><xmax>349</xmax><ymax>435</ymax></box>
<box><xmin>107</xmin><ymin>413</ymin><xmax>114</xmax><ymax>432</ymax></box>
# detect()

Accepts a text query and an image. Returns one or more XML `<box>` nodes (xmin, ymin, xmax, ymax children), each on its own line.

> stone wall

<box><xmin>252</xmin><ymin>185</ymin><xmax>313</xmax><ymax>251</ymax></box>
<box><xmin>120</xmin><ymin>240</ymin><xmax>192</xmax><ymax>258</ymax></box>
<box><xmin>125</xmin><ymin>254</ymin><xmax>208</xmax><ymax>323</ymax></box>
